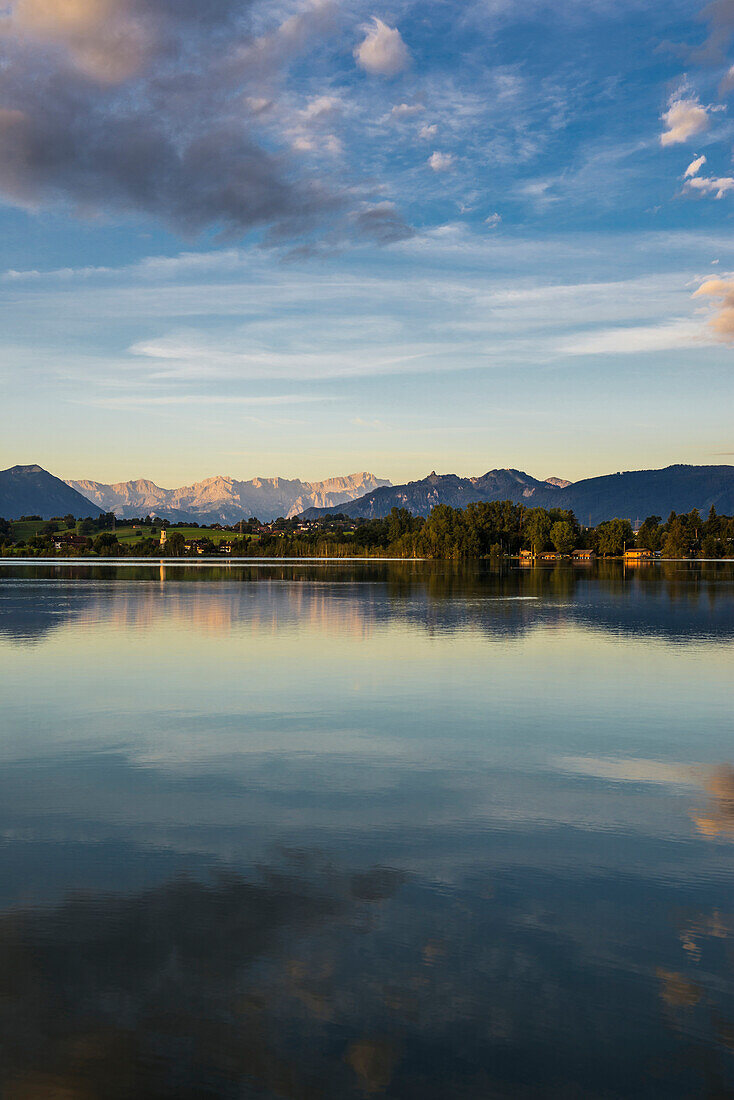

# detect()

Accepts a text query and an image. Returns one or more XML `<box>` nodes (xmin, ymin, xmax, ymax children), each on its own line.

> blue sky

<box><xmin>0</xmin><ymin>0</ymin><xmax>733</xmax><ymax>485</ymax></box>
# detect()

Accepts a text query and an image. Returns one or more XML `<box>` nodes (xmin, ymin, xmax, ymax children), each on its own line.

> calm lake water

<box><xmin>1</xmin><ymin>560</ymin><xmax>733</xmax><ymax>1098</ymax></box>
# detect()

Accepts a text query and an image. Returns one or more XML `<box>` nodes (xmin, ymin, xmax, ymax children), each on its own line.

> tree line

<box><xmin>1</xmin><ymin>502</ymin><xmax>733</xmax><ymax>559</ymax></box>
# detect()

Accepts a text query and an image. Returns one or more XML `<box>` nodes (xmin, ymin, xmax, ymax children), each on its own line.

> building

<box><xmin>572</xmin><ymin>549</ymin><xmax>595</xmax><ymax>561</ymax></box>
<box><xmin>53</xmin><ymin>534</ymin><xmax>90</xmax><ymax>552</ymax></box>
<box><xmin>624</xmin><ymin>548</ymin><xmax>653</xmax><ymax>561</ymax></box>
<box><xmin>159</xmin><ymin>529</ymin><xmax>167</xmax><ymax>548</ymax></box>
<box><xmin>184</xmin><ymin>539</ymin><xmax>207</xmax><ymax>554</ymax></box>
<box><xmin>519</xmin><ymin>549</ymin><xmax>534</xmax><ymax>562</ymax></box>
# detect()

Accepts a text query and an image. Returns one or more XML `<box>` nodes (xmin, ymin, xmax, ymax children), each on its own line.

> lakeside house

<box><xmin>624</xmin><ymin>548</ymin><xmax>653</xmax><ymax>561</ymax></box>
<box><xmin>52</xmin><ymin>534</ymin><xmax>89</xmax><ymax>552</ymax></box>
<box><xmin>572</xmin><ymin>549</ymin><xmax>595</xmax><ymax>561</ymax></box>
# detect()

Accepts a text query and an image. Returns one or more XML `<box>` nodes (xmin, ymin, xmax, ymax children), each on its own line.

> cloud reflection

<box><xmin>692</xmin><ymin>766</ymin><xmax>734</xmax><ymax>840</ymax></box>
<box><xmin>0</xmin><ymin>860</ymin><xmax>406</xmax><ymax>1099</ymax></box>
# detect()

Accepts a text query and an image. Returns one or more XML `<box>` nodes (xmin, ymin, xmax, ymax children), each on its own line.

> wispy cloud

<box><xmin>560</xmin><ymin>320</ymin><xmax>706</xmax><ymax>356</ymax></box>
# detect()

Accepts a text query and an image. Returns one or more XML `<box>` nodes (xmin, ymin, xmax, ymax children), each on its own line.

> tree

<box><xmin>550</xmin><ymin>521</ymin><xmax>575</xmax><ymax>555</ymax></box>
<box><xmin>594</xmin><ymin>519</ymin><xmax>633</xmax><ymax>557</ymax></box>
<box><xmin>636</xmin><ymin>515</ymin><xmax>662</xmax><ymax>552</ymax></box>
<box><xmin>166</xmin><ymin>532</ymin><xmax>185</xmax><ymax>556</ymax></box>
<box><xmin>662</xmin><ymin>516</ymin><xmax>690</xmax><ymax>558</ymax></box>
<box><xmin>701</xmin><ymin>534</ymin><xmax>722</xmax><ymax>559</ymax></box>
<box><xmin>524</xmin><ymin>509</ymin><xmax>552</xmax><ymax>554</ymax></box>
<box><xmin>92</xmin><ymin>532</ymin><xmax>118</xmax><ymax>555</ymax></box>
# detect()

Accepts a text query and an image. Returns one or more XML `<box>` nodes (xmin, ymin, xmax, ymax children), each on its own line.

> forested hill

<box><xmin>300</xmin><ymin>465</ymin><xmax>734</xmax><ymax>526</ymax></box>
<box><xmin>0</xmin><ymin>465</ymin><xmax>100</xmax><ymax>520</ymax></box>
<box><xmin>553</xmin><ymin>465</ymin><xmax>734</xmax><ymax>526</ymax></box>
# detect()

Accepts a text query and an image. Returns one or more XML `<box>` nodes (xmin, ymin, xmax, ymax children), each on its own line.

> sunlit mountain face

<box><xmin>1</xmin><ymin>560</ymin><xmax>733</xmax><ymax>1097</ymax></box>
<box><xmin>66</xmin><ymin>471</ymin><xmax>391</xmax><ymax>522</ymax></box>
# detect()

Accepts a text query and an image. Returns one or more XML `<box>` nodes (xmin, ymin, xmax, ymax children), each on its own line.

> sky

<box><xmin>0</xmin><ymin>0</ymin><xmax>733</xmax><ymax>487</ymax></box>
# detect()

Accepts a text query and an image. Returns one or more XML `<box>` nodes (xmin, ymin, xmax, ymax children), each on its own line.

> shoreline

<box><xmin>0</xmin><ymin>556</ymin><xmax>731</xmax><ymax>566</ymax></box>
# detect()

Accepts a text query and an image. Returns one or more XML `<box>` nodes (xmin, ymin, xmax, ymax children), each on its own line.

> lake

<box><xmin>1</xmin><ymin>560</ymin><xmax>733</xmax><ymax>1098</ymax></box>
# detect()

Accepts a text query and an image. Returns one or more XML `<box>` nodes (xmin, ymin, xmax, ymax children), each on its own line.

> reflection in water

<box><xmin>656</xmin><ymin>899</ymin><xmax>734</xmax><ymax>1096</ymax></box>
<box><xmin>693</xmin><ymin>767</ymin><xmax>734</xmax><ymax>839</ymax></box>
<box><xmin>2</xmin><ymin>560</ymin><xmax>734</xmax><ymax>645</ymax></box>
<box><xmin>0</xmin><ymin>862</ymin><xmax>407</xmax><ymax>1100</ymax></box>
<box><xmin>0</xmin><ymin>562</ymin><xmax>733</xmax><ymax>1097</ymax></box>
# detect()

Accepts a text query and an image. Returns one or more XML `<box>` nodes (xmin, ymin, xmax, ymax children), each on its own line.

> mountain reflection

<box><xmin>2</xmin><ymin>560</ymin><xmax>734</xmax><ymax>645</ymax></box>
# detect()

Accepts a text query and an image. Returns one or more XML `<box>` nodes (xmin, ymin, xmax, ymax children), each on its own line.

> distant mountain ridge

<box><xmin>300</xmin><ymin>465</ymin><xmax>734</xmax><ymax>526</ymax></box>
<box><xmin>301</xmin><ymin>469</ymin><xmax>568</xmax><ymax>519</ymax></box>
<box><xmin>0</xmin><ymin>465</ymin><xmax>100</xmax><ymax>520</ymax></box>
<box><xmin>6</xmin><ymin>463</ymin><xmax>734</xmax><ymax>528</ymax></box>
<box><xmin>68</xmin><ymin>472</ymin><xmax>391</xmax><ymax>524</ymax></box>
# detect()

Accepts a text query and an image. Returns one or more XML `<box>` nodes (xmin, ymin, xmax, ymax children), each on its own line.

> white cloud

<box><xmin>660</xmin><ymin>96</ymin><xmax>710</xmax><ymax>146</ymax></box>
<box><xmin>286</xmin><ymin>94</ymin><xmax>344</xmax><ymax>157</ymax></box>
<box><xmin>686</xmin><ymin>174</ymin><xmax>734</xmax><ymax>198</ymax></box>
<box><xmin>299</xmin><ymin>95</ymin><xmax>342</xmax><ymax>120</ymax></box>
<box><xmin>485</xmin><ymin>212</ymin><xmax>502</xmax><ymax>228</ymax></box>
<box><xmin>354</xmin><ymin>18</ymin><xmax>410</xmax><ymax>76</ymax></box>
<box><xmin>419</xmin><ymin>123</ymin><xmax>438</xmax><ymax>139</ymax></box>
<box><xmin>389</xmin><ymin>102</ymin><xmax>423</xmax><ymax>118</ymax></box>
<box><xmin>684</xmin><ymin>154</ymin><xmax>707</xmax><ymax>178</ymax></box>
<box><xmin>693</xmin><ymin>277</ymin><xmax>734</xmax><ymax>339</ymax></box>
<box><xmin>428</xmin><ymin>151</ymin><xmax>455</xmax><ymax>172</ymax></box>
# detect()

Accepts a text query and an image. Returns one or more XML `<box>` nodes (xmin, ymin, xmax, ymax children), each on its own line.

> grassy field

<box><xmin>114</xmin><ymin>526</ymin><xmax>253</xmax><ymax>546</ymax></box>
<box><xmin>10</xmin><ymin>519</ymin><xmax>52</xmax><ymax>541</ymax></box>
<box><xmin>8</xmin><ymin>521</ymin><xmax>254</xmax><ymax>546</ymax></box>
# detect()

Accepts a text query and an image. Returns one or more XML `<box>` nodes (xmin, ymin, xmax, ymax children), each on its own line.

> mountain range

<box><xmin>0</xmin><ymin>465</ymin><xmax>101</xmax><ymax>520</ymax></box>
<box><xmin>301</xmin><ymin>465</ymin><xmax>734</xmax><ymax>526</ymax></box>
<box><xmin>66</xmin><ymin>472</ymin><xmax>391</xmax><ymax>524</ymax></box>
<box><xmin>3</xmin><ymin>463</ymin><xmax>734</xmax><ymax>527</ymax></box>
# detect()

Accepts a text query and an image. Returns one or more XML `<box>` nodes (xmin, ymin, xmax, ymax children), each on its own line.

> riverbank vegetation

<box><xmin>1</xmin><ymin>503</ymin><xmax>732</xmax><ymax>560</ymax></box>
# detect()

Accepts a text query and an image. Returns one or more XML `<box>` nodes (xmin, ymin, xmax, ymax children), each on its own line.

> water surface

<box><xmin>1</xmin><ymin>561</ymin><xmax>733</xmax><ymax>1098</ymax></box>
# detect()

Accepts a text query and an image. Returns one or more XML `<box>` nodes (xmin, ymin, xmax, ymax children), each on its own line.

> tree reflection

<box><xmin>2</xmin><ymin>561</ymin><xmax>734</xmax><ymax>646</ymax></box>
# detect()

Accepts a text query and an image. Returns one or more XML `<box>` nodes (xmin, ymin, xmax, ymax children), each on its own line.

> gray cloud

<box><xmin>351</xmin><ymin>201</ymin><xmax>414</xmax><ymax>245</ymax></box>
<box><xmin>692</xmin><ymin>0</ymin><xmax>734</xmax><ymax>64</ymax></box>
<box><xmin>0</xmin><ymin>0</ymin><xmax>408</xmax><ymax>245</ymax></box>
